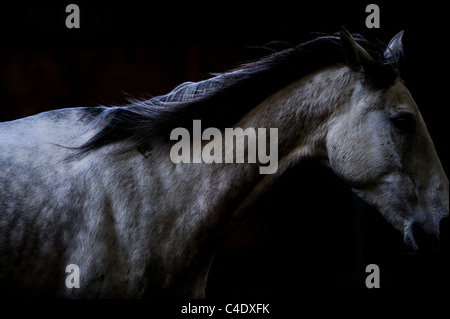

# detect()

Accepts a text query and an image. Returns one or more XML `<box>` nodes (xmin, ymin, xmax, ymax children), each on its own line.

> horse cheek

<box><xmin>326</xmin><ymin>120</ymin><xmax>369</xmax><ymax>185</ymax></box>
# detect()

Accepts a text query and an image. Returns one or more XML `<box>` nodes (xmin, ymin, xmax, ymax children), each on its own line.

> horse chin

<box><xmin>403</xmin><ymin>220</ymin><xmax>441</xmax><ymax>253</ymax></box>
<box><xmin>403</xmin><ymin>228</ymin><xmax>420</xmax><ymax>251</ymax></box>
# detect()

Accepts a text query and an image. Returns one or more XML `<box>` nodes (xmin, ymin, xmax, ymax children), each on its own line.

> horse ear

<box><xmin>384</xmin><ymin>30</ymin><xmax>404</xmax><ymax>63</ymax></box>
<box><xmin>340</xmin><ymin>27</ymin><xmax>373</xmax><ymax>69</ymax></box>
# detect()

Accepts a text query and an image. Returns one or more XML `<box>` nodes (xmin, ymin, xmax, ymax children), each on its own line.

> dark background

<box><xmin>0</xmin><ymin>0</ymin><xmax>448</xmax><ymax>312</ymax></box>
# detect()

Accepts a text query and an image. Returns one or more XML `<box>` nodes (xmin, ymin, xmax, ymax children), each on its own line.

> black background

<box><xmin>0</xmin><ymin>0</ymin><xmax>448</xmax><ymax>315</ymax></box>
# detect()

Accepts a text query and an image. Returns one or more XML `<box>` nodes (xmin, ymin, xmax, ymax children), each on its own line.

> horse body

<box><xmin>0</xmin><ymin>65</ymin><xmax>350</xmax><ymax>297</ymax></box>
<box><xmin>0</xmin><ymin>107</ymin><xmax>218</xmax><ymax>297</ymax></box>
<box><xmin>0</xmin><ymin>29</ymin><xmax>448</xmax><ymax>297</ymax></box>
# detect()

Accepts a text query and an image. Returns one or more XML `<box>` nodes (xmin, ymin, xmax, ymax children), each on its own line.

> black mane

<box><xmin>80</xmin><ymin>33</ymin><xmax>399</xmax><ymax>153</ymax></box>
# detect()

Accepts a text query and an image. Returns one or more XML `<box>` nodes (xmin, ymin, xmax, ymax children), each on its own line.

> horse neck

<box><xmin>144</xmin><ymin>64</ymin><xmax>356</xmax><ymax>296</ymax></box>
<box><xmin>172</xmin><ymin>66</ymin><xmax>353</xmax><ymax>237</ymax></box>
<box><xmin>209</xmin><ymin>64</ymin><xmax>356</xmax><ymax>235</ymax></box>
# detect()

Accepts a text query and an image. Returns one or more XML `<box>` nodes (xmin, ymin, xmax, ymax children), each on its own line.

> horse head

<box><xmin>326</xmin><ymin>28</ymin><xmax>449</xmax><ymax>251</ymax></box>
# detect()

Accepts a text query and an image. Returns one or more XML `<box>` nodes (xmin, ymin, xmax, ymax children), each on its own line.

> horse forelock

<box><xmin>79</xmin><ymin>32</ymin><xmax>399</xmax><ymax>153</ymax></box>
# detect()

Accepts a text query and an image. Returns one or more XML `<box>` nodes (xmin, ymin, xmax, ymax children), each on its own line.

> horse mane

<box><xmin>80</xmin><ymin>33</ymin><xmax>399</xmax><ymax>153</ymax></box>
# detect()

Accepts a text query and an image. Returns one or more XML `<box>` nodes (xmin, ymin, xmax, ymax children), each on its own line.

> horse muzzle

<box><xmin>407</xmin><ymin>216</ymin><xmax>449</xmax><ymax>253</ymax></box>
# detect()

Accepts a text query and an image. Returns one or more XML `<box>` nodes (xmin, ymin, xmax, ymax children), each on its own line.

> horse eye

<box><xmin>390</xmin><ymin>112</ymin><xmax>416</xmax><ymax>134</ymax></box>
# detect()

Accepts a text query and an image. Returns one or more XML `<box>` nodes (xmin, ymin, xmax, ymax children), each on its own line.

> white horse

<box><xmin>0</xmin><ymin>28</ymin><xmax>448</xmax><ymax>298</ymax></box>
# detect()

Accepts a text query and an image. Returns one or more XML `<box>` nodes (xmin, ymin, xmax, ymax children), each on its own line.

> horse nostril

<box><xmin>411</xmin><ymin>221</ymin><xmax>439</xmax><ymax>252</ymax></box>
<box><xmin>439</xmin><ymin>216</ymin><xmax>449</xmax><ymax>252</ymax></box>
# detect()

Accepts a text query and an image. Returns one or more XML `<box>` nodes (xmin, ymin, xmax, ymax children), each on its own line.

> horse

<box><xmin>0</xmin><ymin>28</ymin><xmax>448</xmax><ymax>298</ymax></box>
